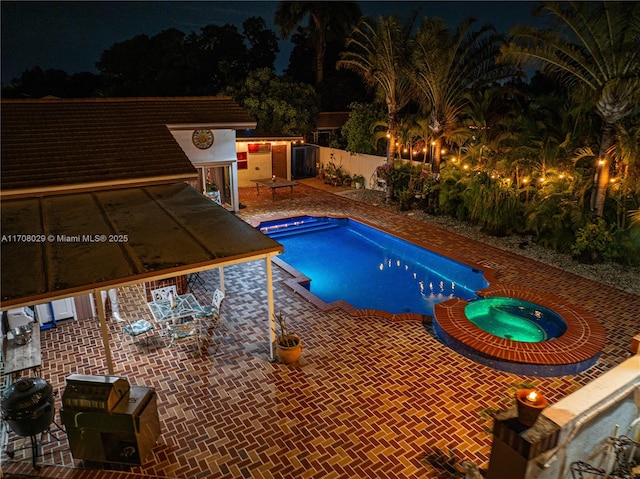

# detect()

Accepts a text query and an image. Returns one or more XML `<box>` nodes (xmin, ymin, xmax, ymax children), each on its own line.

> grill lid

<box><xmin>1</xmin><ymin>377</ymin><xmax>53</xmax><ymax>416</ymax></box>
<box><xmin>62</xmin><ymin>374</ymin><xmax>130</xmax><ymax>412</ymax></box>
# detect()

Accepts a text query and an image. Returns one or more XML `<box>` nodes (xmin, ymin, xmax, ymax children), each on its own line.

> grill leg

<box><xmin>30</xmin><ymin>434</ymin><xmax>40</xmax><ymax>470</ymax></box>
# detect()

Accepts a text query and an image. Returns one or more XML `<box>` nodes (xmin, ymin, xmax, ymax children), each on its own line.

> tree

<box><xmin>97</xmin><ymin>24</ymin><xmax>256</xmax><ymax>96</ymax></box>
<box><xmin>97</xmin><ymin>29</ymin><xmax>190</xmax><ymax>96</ymax></box>
<box><xmin>341</xmin><ymin>101</ymin><xmax>386</xmax><ymax>155</ymax></box>
<box><xmin>412</xmin><ymin>17</ymin><xmax>520</xmax><ymax>174</ymax></box>
<box><xmin>243</xmin><ymin>17</ymin><xmax>280</xmax><ymax>71</ymax></box>
<box><xmin>189</xmin><ymin>24</ymin><xmax>250</xmax><ymax>93</ymax></box>
<box><xmin>274</xmin><ymin>1</ymin><xmax>361</xmax><ymax>87</ymax></box>
<box><xmin>223</xmin><ymin>68</ymin><xmax>318</xmax><ymax>136</ymax></box>
<box><xmin>338</xmin><ymin>15</ymin><xmax>417</xmax><ymax>166</ymax></box>
<box><xmin>1</xmin><ymin>67</ymin><xmax>101</xmax><ymax>98</ymax></box>
<box><xmin>500</xmin><ymin>1</ymin><xmax>640</xmax><ymax>216</ymax></box>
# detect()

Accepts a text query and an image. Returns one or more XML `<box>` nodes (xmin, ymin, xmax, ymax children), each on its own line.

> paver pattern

<box><xmin>2</xmin><ymin>181</ymin><xmax>638</xmax><ymax>479</ymax></box>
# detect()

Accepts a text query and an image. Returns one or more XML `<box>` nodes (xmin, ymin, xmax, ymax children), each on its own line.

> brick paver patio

<box><xmin>2</xmin><ymin>181</ymin><xmax>638</xmax><ymax>478</ymax></box>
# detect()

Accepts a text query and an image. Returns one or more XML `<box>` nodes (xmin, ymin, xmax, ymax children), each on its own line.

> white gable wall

<box><xmin>169</xmin><ymin>129</ymin><xmax>237</xmax><ymax>164</ymax></box>
<box><xmin>169</xmin><ymin>128</ymin><xmax>240</xmax><ymax>212</ymax></box>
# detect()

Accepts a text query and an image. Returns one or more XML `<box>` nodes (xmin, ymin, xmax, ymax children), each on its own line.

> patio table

<box><xmin>147</xmin><ymin>293</ymin><xmax>203</xmax><ymax>323</ymax></box>
<box><xmin>2</xmin><ymin>324</ymin><xmax>41</xmax><ymax>378</ymax></box>
<box><xmin>252</xmin><ymin>177</ymin><xmax>298</xmax><ymax>200</ymax></box>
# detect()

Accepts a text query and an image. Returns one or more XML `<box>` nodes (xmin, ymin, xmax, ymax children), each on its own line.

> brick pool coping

<box><xmin>255</xmin><ymin>213</ymin><xmax>607</xmax><ymax>371</ymax></box>
<box><xmin>433</xmin><ymin>284</ymin><xmax>607</xmax><ymax>366</ymax></box>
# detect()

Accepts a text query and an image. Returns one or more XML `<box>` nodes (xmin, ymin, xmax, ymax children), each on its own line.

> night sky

<box><xmin>1</xmin><ymin>1</ymin><xmax>539</xmax><ymax>85</ymax></box>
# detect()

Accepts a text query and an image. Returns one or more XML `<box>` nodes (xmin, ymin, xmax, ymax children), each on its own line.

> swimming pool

<box><xmin>259</xmin><ymin>215</ymin><xmax>605</xmax><ymax>376</ymax></box>
<box><xmin>258</xmin><ymin>216</ymin><xmax>488</xmax><ymax>316</ymax></box>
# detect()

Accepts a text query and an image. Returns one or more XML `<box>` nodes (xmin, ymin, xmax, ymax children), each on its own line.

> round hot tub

<box><xmin>464</xmin><ymin>296</ymin><xmax>567</xmax><ymax>342</ymax></box>
<box><xmin>433</xmin><ymin>285</ymin><xmax>606</xmax><ymax>376</ymax></box>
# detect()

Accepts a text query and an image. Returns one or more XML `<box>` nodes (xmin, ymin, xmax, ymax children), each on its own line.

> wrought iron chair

<box><xmin>150</xmin><ymin>285</ymin><xmax>177</xmax><ymax>301</ymax></box>
<box><xmin>122</xmin><ymin>316</ymin><xmax>155</xmax><ymax>349</ymax></box>
<box><xmin>195</xmin><ymin>289</ymin><xmax>225</xmax><ymax>333</ymax></box>
<box><xmin>166</xmin><ymin>319</ymin><xmax>202</xmax><ymax>355</ymax></box>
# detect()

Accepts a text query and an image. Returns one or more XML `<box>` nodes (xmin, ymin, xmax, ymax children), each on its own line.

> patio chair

<box><xmin>122</xmin><ymin>316</ymin><xmax>155</xmax><ymax>349</ymax></box>
<box><xmin>150</xmin><ymin>285</ymin><xmax>177</xmax><ymax>301</ymax></box>
<box><xmin>187</xmin><ymin>272</ymin><xmax>206</xmax><ymax>293</ymax></box>
<box><xmin>167</xmin><ymin>319</ymin><xmax>202</xmax><ymax>355</ymax></box>
<box><xmin>195</xmin><ymin>288</ymin><xmax>225</xmax><ymax>333</ymax></box>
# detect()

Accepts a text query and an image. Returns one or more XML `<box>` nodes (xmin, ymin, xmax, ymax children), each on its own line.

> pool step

<box><xmin>261</xmin><ymin>218</ymin><xmax>338</xmax><ymax>239</ymax></box>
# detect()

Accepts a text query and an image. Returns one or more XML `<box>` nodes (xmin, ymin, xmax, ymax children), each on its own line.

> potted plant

<box><xmin>274</xmin><ymin>311</ymin><xmax>302</xmax><ymax>364</ymax></box>
<box><xmin>327</xmin><ymin>162</ymin><xmax>344</xmax><ymax>186</ymax></box>
<box><xmin>324</xmin><ymin>162</ymin><xmax>335</xmax><ymax>184</ymax></box>
<box><xmin>352</xmin><ymin>174</ymin><xmax>365</xmax><ymax>189</ymax></box>
<box><xmin>342</xmin><ymin>174</ymin><xmax>352</xmax><ymax>187</ymax></box>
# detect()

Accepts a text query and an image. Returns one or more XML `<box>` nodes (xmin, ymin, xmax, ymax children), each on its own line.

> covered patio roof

<box><xmin>1</xmin><ymin>182</ymin><xmax>283</xmax><ymax>370</ymax></box>
<box><xmin>1</xmin><ymin>182</ymin><xmax>282</xmax><ymax>308</ymax></box>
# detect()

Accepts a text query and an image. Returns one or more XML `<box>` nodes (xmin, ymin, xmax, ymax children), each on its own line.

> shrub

<box><xmin>463</xmin><ymin>173</ymin><xmax>523</xmax><ymax>236</ymax></box>
<box><xmin>571</xmin><ymin>218</ymin><xmax>615</xmax><ymax>263</ymax></box>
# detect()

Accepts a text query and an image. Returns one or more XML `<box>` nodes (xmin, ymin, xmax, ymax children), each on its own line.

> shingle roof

<box><xmin>1</xmin><ymin>97</ymin><xmax>256</xmax><ymax>195</ymax></box>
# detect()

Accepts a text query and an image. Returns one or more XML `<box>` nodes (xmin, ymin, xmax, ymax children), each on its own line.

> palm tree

<box><xmin>274</xmin><ymin>1</ymin><xmax>361</xmax><ymax>87</ymax></box>
<box><xmin>500</xmin><ymin>1</ymin><xmax>640</xmax><ymax>217</ymax></box>
<box><xmin>412</xmin><ymin>17</ymin><xmax>519</xmax><ymax>175</ymax></box>
<box><xmin>337</xmin><ymin>15</ymin><xmax>417</xmax><ymax>166</ymax></box>
<box><xmin>609</xmin><ymin>123</ymin><xmax>640</xmax><ymax>228</ymax></box>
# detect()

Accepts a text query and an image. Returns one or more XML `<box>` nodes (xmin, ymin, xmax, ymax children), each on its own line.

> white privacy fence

<box><xmin>316</xmin><ymin>147</ymin><xmax>387</xmax><ymax>190</ymax></box>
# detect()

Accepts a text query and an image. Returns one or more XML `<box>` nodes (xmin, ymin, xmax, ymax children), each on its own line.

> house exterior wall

<box><xmin>169</xmin><ymin>129</ymin><xmax>237</xmax><ymax>165</ymax></box>
<box><xmin>169</xmin><ymin>128</ymin><xmax>240</xmax><ymax>212</ymax></box>
<box><xmin>236</xmin><ymin>141</ymin><xmax>294</xmax><ymax>188</ymax></box>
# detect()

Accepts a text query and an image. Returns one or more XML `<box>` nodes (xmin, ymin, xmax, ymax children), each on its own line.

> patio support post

<box><xmin>95</xmin><ymin>288</ymin><xmax>115</xmax><ymax>375</ymax></box>
<box><xmin>219</xmin><ymin>266</ymin><xmax>225</xmax><ymax>294</ymax></box>
<box><xmin>266</xmin><ymin>256</ymin><xmax>275</xmax><ymax>361</ymax></box>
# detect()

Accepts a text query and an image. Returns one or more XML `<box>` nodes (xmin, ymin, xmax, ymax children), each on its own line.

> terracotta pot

<box><xmin>515</xmin><ymin>389</ymin><xmax>548</xmax><ymax>427</ymax></box>
<box><xmin>275</xmin><ymin>335</ymin><xmax>302</xmax><ymax>364</ymax></box>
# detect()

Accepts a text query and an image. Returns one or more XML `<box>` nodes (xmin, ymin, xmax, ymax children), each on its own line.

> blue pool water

<box><xmin>259</xmin><ymin>216</ymin><xmax>488</xmax><ymax>316</ymax></box>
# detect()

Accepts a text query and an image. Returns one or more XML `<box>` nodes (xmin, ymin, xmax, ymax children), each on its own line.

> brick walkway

<box><xmin>2</xmin><ymin>181</ymin><xmax>638</xmax><ymax>478</ymax></box>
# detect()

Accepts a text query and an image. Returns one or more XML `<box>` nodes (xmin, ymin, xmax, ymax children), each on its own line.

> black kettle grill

<box><xmin>1</xmin><ymin>377</ymin><xmax>56</xmax><ymax>469</ymax></box>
